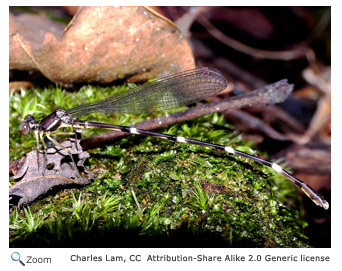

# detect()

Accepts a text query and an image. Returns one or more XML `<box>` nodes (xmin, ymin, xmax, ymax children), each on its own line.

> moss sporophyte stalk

<box><xmin>10</xmin><ymin>75</ymin><xmax>310</xmax><ymax>247</ymax></box>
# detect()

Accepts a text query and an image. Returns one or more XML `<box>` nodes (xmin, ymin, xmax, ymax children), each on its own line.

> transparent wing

<box><xmin>66</xmin><ymin>67</ymin><xmax>228</xmax><ymax>118</ymax></box>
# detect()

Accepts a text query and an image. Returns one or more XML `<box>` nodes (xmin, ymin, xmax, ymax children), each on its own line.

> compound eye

<box><xmin>19</xmin><ymin>122</ymin><xmax>30</xmax><ymax>135</ymax></box>
<box><xmin>24</xmin><ymin>114</ymin><xmax>35</xmax><ymax>123</ymax></box>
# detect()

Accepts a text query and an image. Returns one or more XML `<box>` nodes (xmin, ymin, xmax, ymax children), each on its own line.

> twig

<box><xmin>198</xmin><ymin>57</ymin><xmax>306</xmax><ymax>136</ymax></box>
<box><xmin>197</xmin><ymin>16</ymin><xmax>310</xmax><ymax>61</ymax></box>
<box><xmin>224</xmin><ymin>109</ymin><xmax>289</xmax><ymax>141</ymax></box>
<box><xmin>81</xmin><ymin>79</ymin><xmax>293</xmax><ymax>149</ymax></box>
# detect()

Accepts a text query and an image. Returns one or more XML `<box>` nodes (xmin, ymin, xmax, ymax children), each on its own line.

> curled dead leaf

<box><xmin>9</xmin><ymin>6</ymin><xmax>195</xmax><ymax>86</ymax></box>
<box><xmin>9</xmin><ymin>139</ymin><xmax>94</xmax><ymax>207</ymax></box>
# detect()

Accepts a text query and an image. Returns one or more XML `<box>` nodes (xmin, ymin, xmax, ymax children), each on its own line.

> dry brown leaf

<box><xmin>9</xmin><ymin>6</ymin><xmax>195</xmax><ymax>86</ymax></box>
<box><xmin>9</xmin><ymin>139</ymin><xmax>94</xmax><ymax>206</ymax></box>
<box><xmin>301</xmin><ymin>66</ymin><xmax>331</xmax><ymax>143</ymax></box>
<box><xmin>9</xmin><ymin>81</ymin><xmax>34</xmax><ymax>94</ymax></box>
<box><xmin>285</xmin><ymin>143</ymin><xmax>331</xmax><ymax>190</ymax></box>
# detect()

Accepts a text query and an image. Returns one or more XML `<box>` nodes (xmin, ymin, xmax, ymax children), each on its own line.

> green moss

<box><xmin>9</xmin><ymin>84</ymin><xmax>308</xmax><ymax>247</ymax></box>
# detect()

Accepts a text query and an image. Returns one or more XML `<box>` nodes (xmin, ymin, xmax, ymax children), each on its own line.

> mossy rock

<box><xmin>9</xmin><ymin>85</ymin><xmax>309</xmax><ymax>248</ymax></box>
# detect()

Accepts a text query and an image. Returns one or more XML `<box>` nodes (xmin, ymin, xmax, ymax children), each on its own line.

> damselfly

<box><xmin>18</xmin><ymin>67</ymin><xmax>329</xmax><ymax>210</ymax></box>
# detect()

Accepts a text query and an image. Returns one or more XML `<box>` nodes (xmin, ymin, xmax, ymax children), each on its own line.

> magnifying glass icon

<box><xmin>11</xmin><ymin>252</ymin><xmax>25</xmax><ymax>266</ymax></box>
